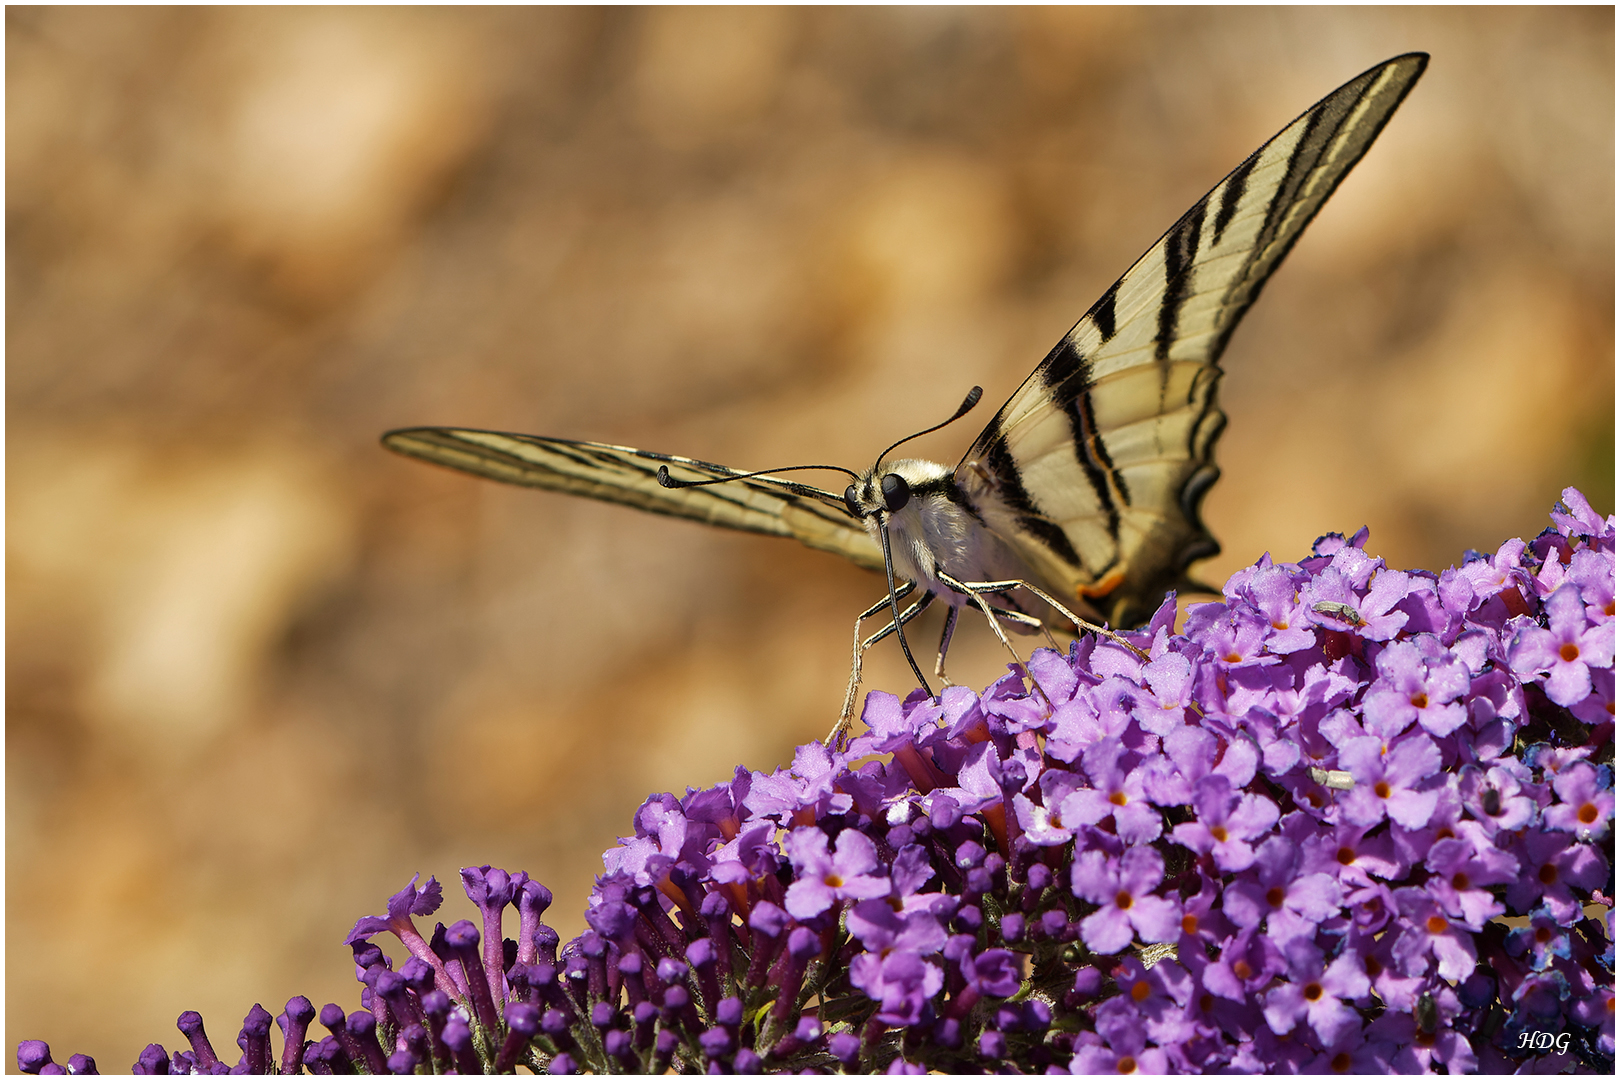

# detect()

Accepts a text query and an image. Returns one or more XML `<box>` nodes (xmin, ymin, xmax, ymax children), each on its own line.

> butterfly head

<box><xmin>841</xmin><ymin>459</ymin><xmax>959</xmax><ymax>522</ymax></box>
<box><xmin>843</xmin><ymin>470</ymin><xmax>911</xmax><ymax>520</ymax></box>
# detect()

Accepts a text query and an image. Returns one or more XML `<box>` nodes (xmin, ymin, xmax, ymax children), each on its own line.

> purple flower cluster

<box><xmin>18</xmin><ymin>489</ymin><xmax>1614</xmax><ymax>1074</ymax></box>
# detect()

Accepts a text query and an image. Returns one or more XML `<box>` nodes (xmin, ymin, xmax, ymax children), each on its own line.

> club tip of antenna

<box><xmin>656</xmin><ymin>465</ymin><xmax>676</xmax><ymax>488</ymax></box>
<box><xmin>963</xmin><ymin>385</ymin><xmax>983</xmax><ymax>410</ymax></box>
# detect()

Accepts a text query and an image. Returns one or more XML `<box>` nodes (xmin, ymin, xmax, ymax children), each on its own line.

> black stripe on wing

<box><xmin>983</xmin><ymin>438</ymin><xmax>1086</xmax><ymax>569</ymax></box>
<box><xmin>1154</xmin><ymin>197</ymin><xmax>1207</xmax><ymax>363</ymax></box>
<box><xmin>1040</xmin><ymin>338</ymin><xmax>1130</xmax><ymax>517</ymax></box>
<box><xmin>1092</xmin><ymin>280</ymin><xmax>1121</xmax><ymax>343</ymax></box>
<box><xmin>1211</xmin><ymin>155</ymin><xmax>1258</xmax><ymax>245</ymax></box>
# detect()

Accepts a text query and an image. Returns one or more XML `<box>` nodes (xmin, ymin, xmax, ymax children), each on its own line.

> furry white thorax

<box><xmin>850</xmin><ymin>457</ymin><xmax>1031</xmax><ymax>607</ymax></box>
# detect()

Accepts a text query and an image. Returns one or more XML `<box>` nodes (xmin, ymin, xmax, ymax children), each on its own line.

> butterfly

<box><xmin>384</xmin><ymin>53</ymin><xmax>1428</xmax><ymax>745</ymax></box>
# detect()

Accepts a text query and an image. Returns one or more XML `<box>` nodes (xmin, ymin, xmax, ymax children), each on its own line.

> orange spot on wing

<box><xmin>1078</xmin><ymin>568</ymin><xmax>1128</xmax><ymax>601</ymax></box>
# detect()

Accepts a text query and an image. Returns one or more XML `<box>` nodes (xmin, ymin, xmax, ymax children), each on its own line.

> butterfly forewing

<box><xmin>957</xmin><ymin>54</ymin><xmax>1428</xmax><ymax>628</ymax></box>
<box><xmin>383</xmin><ymin>428</ymin><xmax>883</xmax><ymax>570</ymax></box>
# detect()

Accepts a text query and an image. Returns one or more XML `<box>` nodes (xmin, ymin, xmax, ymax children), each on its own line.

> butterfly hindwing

<box><xmin>957</xmin><ymin>53</ymin><xmax>1428</xmax><ymax>627</ymax></box>
<box><xmin>382</xmin><ymin>428</ymin><xmax>884</xmax><ymax>571</ymax></box>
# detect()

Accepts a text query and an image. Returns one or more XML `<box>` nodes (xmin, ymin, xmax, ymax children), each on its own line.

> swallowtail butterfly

<box><xmin>384</xmin><ymin>54</ymin><xmax>1428</xmax><ymax>743</ymax></box>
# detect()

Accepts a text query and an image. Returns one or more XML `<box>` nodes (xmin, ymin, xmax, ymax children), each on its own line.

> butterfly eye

<box><xmin>843</xmin><ymin>484</ymin><xmax>862</xmax><ymax>519</ymax></box>
<box><xmin>880</xmin><ymin>473</ymin><xmax>910</xmax><ymax>512</ymax></box>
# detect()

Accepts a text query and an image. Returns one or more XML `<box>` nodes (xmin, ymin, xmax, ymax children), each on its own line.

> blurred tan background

<box><xmin>7</xmin><ymin>6</ymin><xmax>1612</xmax><ymax>1068</ymax></box>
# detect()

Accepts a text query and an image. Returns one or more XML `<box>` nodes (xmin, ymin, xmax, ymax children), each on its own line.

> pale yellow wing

<box><xmin>383</xmin><ymin>428</ymin><xmax>883</xmax><ymax>571</ymax></box>
<box><xmin>957</xmin><ymin>54</ymin><xmax>1428</xmax><ymax>627</ymax></box>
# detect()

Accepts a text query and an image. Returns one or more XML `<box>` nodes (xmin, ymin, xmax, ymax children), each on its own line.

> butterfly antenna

<box><xmin>657</xmin><ymin>463</ymin><xmax>859</xmax><ymax>491</ymax></box>
<box><xmin>872</xmin><ymin>386</ymin><xmax>982</xmax><ymax>472</ymax></box>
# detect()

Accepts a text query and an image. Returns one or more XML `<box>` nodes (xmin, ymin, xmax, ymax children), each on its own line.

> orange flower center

<box><xmin>1182</xmin><ymin>914</ymin><xmax>1199</xmax><ymax>934</ymax></box>
<box><xmin>1109</xmin><ymin>792</ymin><xmax>1127</xmax><ymax>807</ymax></box>
<box><xmin>1451</xmin><ymin>872</ymin><xmax>1470</xmax><ymax>891</ymax></box>
<box><xmin>1560</xmin><ymin>643</ymin><xmax>1581</xmax><ymax>662</ymax></box>
<box><xmin>1116</xmin><ymin>1056</ymin><xmax>1137</xmax><ymax>1074</ymax></box>
<box><xmin>824</xmin><ymin>874</ymin><xmax>844</xmax><ymax>888</ymax></box>
<box><xmin>1539</xmin><ymin>864</ymin><xmax>1559</xmax><ymax>885</ymax></box>
<box><xmin>1233</xmin><ymin>960</ymin><xmax>1253</xmax><ymax>980</ymax></box>
<box><xmin>1336</xmin><ymin>847</ymin><xmax>1356</xmax><ymax>865</ymax></box>
<box><xmin>1578</xmin><ymin>803</ymin><xmax>1599</xmax><ymax>824</ymax></box>
<box><xmin>1266</xmin><ymin>886</ymin><xmax>1287</xmax><ymax>908</ymax></box>
<box><xmin>1303</xmin><ymin>982</ymin><xmax>1323</xmax><ymax>1002</ymax></box>
<box><xmin>1374</xmin><ymin>781</ymin><xmax>1392</xmax><ymax>799</ymax></box>
<box><xmin>1115</xmin><ymin>891</ymin><xmax>1133</xmax><ymax>910</ymax></box>
<box><xmin>1210</xmin><ymin>826</ymin><xmax>1229</xmax><ymax>843</ymax></box>
<box><xmin>1410</xmin><ymin>693</ymin><xmax>1429</xmax><ymax>708</ymax></box>
<box><xmin>1426</xmin><ymin>915</ymin><xmax>1448</xmax><ymax>934</ymax></box>
<box><xmin>1131</xmin><ymin>981</ymin><xmax>1151</xmax><ymax>1002</ymax></box>
<box><xmin>1332</xmin><ymin>1052</ymin><xmax>1353</xmax><ymax>1072</ymax></box>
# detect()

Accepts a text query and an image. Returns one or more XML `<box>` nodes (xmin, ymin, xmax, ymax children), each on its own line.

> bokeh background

<box><xmin>7</xmin><ymin>6</ymin><xmax>1613</xmax><ymax>1067</ymax></box>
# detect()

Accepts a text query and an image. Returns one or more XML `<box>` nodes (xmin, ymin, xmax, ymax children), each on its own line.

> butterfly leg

<box><xmin>936</xmin><ymin>572</ymin><xmax>1056</xmax><ymax>712</ymax></box>
<box><xmin>969</xmin><ymin>583</ymin><xmax>1064</xmax><ymax>650</ymax></box>
<box><xmin>933</xmin><ymin>601</ymin><xmax>1045</xmax><ymax>687</ymax></box>
<box><xmin>830</xmin><ymin>584</ymin><xmax>930</xmax><ymax>747</ymax></box>
<box><xmin>934</xmin><ymin>606</ymin><xmax>959</xmax><ymax>683</ymax></box>
<box><xmin>946</xmin><ymin>575</ymin><xmax>1148</xmax><ymax>660</ymax></box>
<box><xmin>987</xmin><ymin>604</ymin><xmax>1046</xmax><ymax>634</ymax></box>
